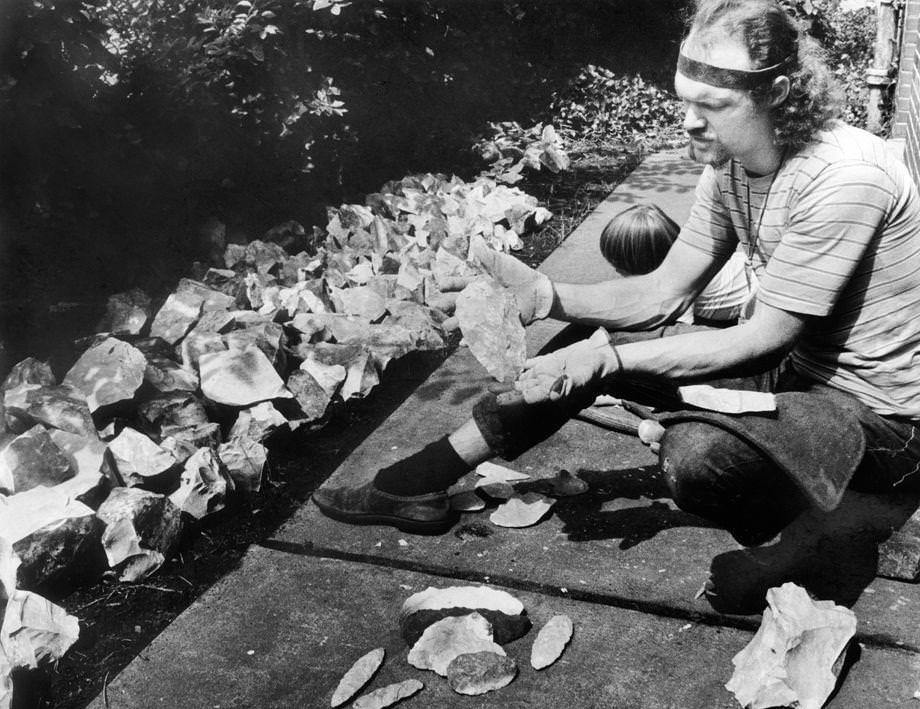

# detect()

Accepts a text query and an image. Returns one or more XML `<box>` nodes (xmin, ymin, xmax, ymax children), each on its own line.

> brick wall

<box><xmin>893</xmin><ymin>0</ymin><xmax>920</xmax><ymax>180</ymax></box>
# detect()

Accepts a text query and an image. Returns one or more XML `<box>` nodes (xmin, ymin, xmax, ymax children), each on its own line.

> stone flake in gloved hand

<box><xmin>456</xmin><ymin>278</ymin><xmax>526</xmax><ymax>383</ymax></box>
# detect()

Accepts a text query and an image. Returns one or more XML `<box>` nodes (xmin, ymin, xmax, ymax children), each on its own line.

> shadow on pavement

<box><xmin>551</xmin><ymin>464</ymin><xmax>719</xmax><ymax>549</ymax></box>
<box><xmin>543</xmin><ymin>461</ymin><xmax>920</xmax><ymax>619</ymax></box>
<box><xmin>705</xmin><ymin>489</ymin><xmax>920</xmax><ymax>616</ymax></box>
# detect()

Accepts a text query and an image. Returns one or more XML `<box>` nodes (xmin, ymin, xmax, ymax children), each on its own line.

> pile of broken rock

<box><xmin>0</xmin><ymin>172</ymin><xmax>554</xmax><ymax>705</ymax></box>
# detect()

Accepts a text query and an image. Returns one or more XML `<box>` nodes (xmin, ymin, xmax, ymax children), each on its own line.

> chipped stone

<box><xmin>107</xmin><ymin>427</ymin><xmax>178</xmax><ymax>490</ymax></box>
<box><xmin>331</xmin><ymin>648</ymin><xmax>385</xmax><ymax>708</ymax></box>
<box><xmin>97</xmin><ymin>288</ymin><xmax>152</xmax><ymax>335</ymax></box>
<box><xmin>229</xmin><ymin>402</ymin><xmax>288</xmax><ymax>442</ymax></box>
<box><xmin>96</xmin><ymin>487</ymin><xmax>183</xmax><ymax>577</ymax></box>
<box><xmin>2</xmin><ymin>358</ymin><xmax>56</xmax><ymax>392</ymax></box>
<box><xmin>137</xmin><ymin>392</ymin><xmax>210</xmax><ymax>435</ymax></box>
<box><xmin>286</xmin><ymin>370</ymin><xmax>333</xmax><ymax>422</ymax></box>
<box><xmin>456</xmin><ymin>278</ymin><xmax>525</xmax><ymax>382</ymax></box>
<box><xmin>159</xmin><ymin>422</ymin><xmax>222</xmax><ymax>464</ymax></box>
<box><xmin>149</xmin><ymin>291</ymin><xmax>204</xmax><ymax>345</ymax></box>
<box><xmin>218</xmin><ymin>437</ymin><xmax>266</xmax><ymax>494</ymax></box>
<box><xmin>726</xmin><ymin>583</ymin><xmax>856</xmax><ymax>709</ymax></box>
<box><xmin>169</xmin><ymin>447</ymin><xmax>234</xmax><ymax>519</ymax></box>
<box><xmin>63</xmin><ymin>337</ymin><xmax>147</xmax><ymax>412</ymax></box>
<box><xmin>306</xmin><ymin>344</ymin><xmax>378</xmax><ymax>400</ymax></box>
<box><xmin>330</xmin><ymin>286</ymin><xmax>387</xmax><ymax>322</ymax></box>
<box><xmin>446</xmin><ymin>651</ymin><xmax>517</xmax><ymax>696</ymax></box>
<box><xmin>351</xmin><ymin>679</ymin><xmax>423</xmax><ymax>709</ymax></box>
<box><xmin>0</xmin><ymin>425</ymin><xmax>74</xmax><ymax>494</ymax></box>
<box><xmin>401</xmin><ymin>586</ymin><xmax>529</xmax><ymax>646</ymax></box>
<box><xmin>199</xmin><ymin>345</ymin><xmax>292</xmax><ymax>407</ymax></box>
<box><xmin>3</xmin><ymin>384</ymin><xmax>95</xmax><ymax>437</ymax></box>
<box><xmin>530</xmin><ymin>614</ymin><xmax>573</xmax><ymax>670</ymax></box>
<box><xmin>489</xmin><ymin>493</ymin><xmax>555</xmax><ymax>528</ymax></box>
<box><xmin>407</xmin><ymin>612</ymin><xmax>505</xmax><ymax>676</ymax></box>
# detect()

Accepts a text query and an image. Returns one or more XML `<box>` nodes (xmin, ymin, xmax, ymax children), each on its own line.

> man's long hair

<box><xmin>687</xmin><ymin>0</ymin><xmax>843</xmax><ymax>153</ymax></box>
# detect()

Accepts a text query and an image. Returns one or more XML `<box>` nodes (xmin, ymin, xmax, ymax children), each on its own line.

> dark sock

<box><xmin>373</xmin><ymin>436</ymin><xmax>471</xmax><ymax>496</ymax></box>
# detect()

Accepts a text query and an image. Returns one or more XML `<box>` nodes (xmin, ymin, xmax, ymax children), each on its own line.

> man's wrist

<box><xmin>587</xmin><ymin>327</ymin><xmax>624</xmax><ymax>379</ymax></box>
<box><xmin>531</xmin><ymin>273</ymin><xmax>556</xmax><ymax>321</ymax></box>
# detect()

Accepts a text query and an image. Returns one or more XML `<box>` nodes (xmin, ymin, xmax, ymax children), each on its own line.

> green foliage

<box><xmin>474</xmin><ymin>123</ymin><xmax>571</xmax><ymax>185</ymax></box>
<box><xmin>823</xmin><ymin>5</ymin><xmax>879</xmax><ymax>129</ymax></box>
<box><xmin>547</xmin><ymin>66</ymin><xmax>684</xmax><ymax>149</ymax></box>
<box><xmin>782</xmin><ymin>0</ymin><xmax>880</xmax><ymax>130</ymax></box>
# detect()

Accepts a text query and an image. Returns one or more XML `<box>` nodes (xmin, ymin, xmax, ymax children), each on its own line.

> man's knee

<box><xmin>658</xmin><ymin>421</ymin><xmax>733</xmax><ymax>509</ymax></box>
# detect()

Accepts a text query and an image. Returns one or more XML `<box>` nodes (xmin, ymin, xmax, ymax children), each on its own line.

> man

<box><xmin>314</xmin><ymin>0</ymin><xmax>920</xmax><ymax>554</ymax></box>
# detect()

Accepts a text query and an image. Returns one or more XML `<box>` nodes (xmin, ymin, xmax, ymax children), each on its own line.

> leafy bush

<box><xmin>547</xmin><ymin>66</ymin><xmax>684</xmax><ymax>149</ymax></box>
<box><xmin>782</xmin><ymin>0</ymin><xmax>880</xmax><ymax>130</ymax></box>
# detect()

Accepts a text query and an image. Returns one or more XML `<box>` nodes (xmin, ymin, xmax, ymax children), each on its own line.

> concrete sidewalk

<box><xmin>89</xmin><ymin>152</ymin><xmax>920</xmax><ymax>709</ymax></box>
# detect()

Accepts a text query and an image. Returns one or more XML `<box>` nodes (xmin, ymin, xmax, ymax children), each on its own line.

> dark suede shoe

<box><xmin>311</xmin><ymin>481</ymin><xmax>457</xmax><ymax>535</ymax></box>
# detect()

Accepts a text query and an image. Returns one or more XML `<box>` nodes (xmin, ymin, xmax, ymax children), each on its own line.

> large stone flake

<box><xmin>143</xmin><ymin>353</ymin><xmax>199</xmax><ymax>394</ymax></box>
<box><xmin>179</xmin><ymin>329</ymin><xmax>226</xmax><ymax>371</ymax></box>
<box><xmin>228</xmin><ymin>402</ymin><xmax>288</xmax><ymax>442</ymax></box>
<box><xmin>306</xmin><ymin>344</ymin><xmax>378</xmax><ymax>400</ymax></box>
<box><xmin>3</xmin><ymin>384</ymin><xmax>95</xmax><ymax>437</ymax></box>
<box><xmin>2</xmin><ymin>358</ymin><xmax>56</xmax><ymax>392</ymax></box>
<box><xmin>149</xmin><ymin>291</ymin><xmax>204</xmax><ymax>345</ymax></box>
<box><xmin>159</xmin><ymin>422</ymin><xmax>222</xmax><ymax>464</ymax></box>
<box><xmin>97</xmin><ymin>288</ymin><xmax>152</xmax><ymax>335</ymax></box>
<box><xmin>244</xmin><ymin>239</ymin><xmax>288</xmax><ymax>275</ymax></box>
<box><xmin>218</xmin><ymin>437</ymin><xmax>266</xmax><ymax>494</ymax></box>
<box><xmin>47</xmin><ymin>429</ymin><xmax>110</xmax><ymax>506</ymax></box>
<box><xmin>0</xmin><ymin>425</ymin><xmax>74</xmax><ymax>494</ymax></box>
<box><xmin>107</xmin><ymin>427</ymin><xmax>178</xmax><ymax>490</ymax></box>
<box><xmin>725</xmin><ymin>582</ymin><xmax>857</xmax><ymax>709</ymax></box>
<box><xmin>407</xmin><ymin>612</ymin><xmax>505</xmax><ymax>677</ymax></box>
<box><xmin>330</xmin><ymin>285</ymin><xmax>387</xmax><ymax>322</ymax></box>
<box><xmin>286</xmin><ymin>370</ymin><xmax>332</xmax><ymax>422</ymax></box>
<box><xmin>175</xmin><ymin>278</ymin><xmax>235</xmax><ymax>312</ymax></box>
<box><xmin>385</xmin><ymin>301</ymin><xmax>445</xmax><ymax>350</ymax></box>
<box><xmin>7</xmin><ymin>490</ymin><xmax>104</xmax><ymax>590</ymax></box>
<box><xmin>137</xmin><ymin>392</ymin><xmax>210</xmax><ymax>435</ymax></box>
<box><xmin>400</xmin><ymin>585</ymin><xmax>529</xmax><ymax>646</ymax></box>
<box><xmin>169</xmin><ymin>447</ymin><xmax>234</xmax><ymax>519</ymax></box>
<box><xmin>63</xmin><ymin>337</ymin><xmax>147</xmax><ymax>412</ymax></box>
<box><xmin>1</xmin><ymin>587</ymin><xmax>80</xmax><ymax>669</ymax></box>
<box><xmin>225</xmin><ymin>321</ymin><xmax>286</xmax><ymax>368</ymax></box>
<box><xmin>199</xmin><ymin>345</ymin><xmax>292</xmax><ymax>407</ymax></box>
<box><xmin>96</xmin><ymin>487</ymin><xmax>183</xmax><ymax>576</ymax></box>
<box><xmin>298</xmin><ymin>359</ymin><xmax>346</xmax><ymax>400</ymax></box>
<box><xmin>0</xmin><ymin>486</ymin><xmax>101</xmax><ymax>591</ymax></box>
<box><xmin>455</xmin><ymin>278</ymin><xmax>525</xmax><ymax>383</ymax></box>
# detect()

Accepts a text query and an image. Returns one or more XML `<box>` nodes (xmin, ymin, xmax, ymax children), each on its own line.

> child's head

<box><xmin>600</xmin><ymin>203</ymin><xmax>679</xmax><ymax>275</ymax></box>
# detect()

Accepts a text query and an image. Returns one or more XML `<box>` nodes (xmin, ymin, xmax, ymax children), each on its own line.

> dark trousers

<box><xmin>471</xmin><ymin>324</ymin><xmax>920</xmax><ymax>545</ymax></box>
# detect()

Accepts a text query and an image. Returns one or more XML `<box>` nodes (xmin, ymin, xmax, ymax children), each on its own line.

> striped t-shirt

<box><xmin>678</xmin><ymin>121</ymin><xmax>920</xmax><ymax>419</ymax></box>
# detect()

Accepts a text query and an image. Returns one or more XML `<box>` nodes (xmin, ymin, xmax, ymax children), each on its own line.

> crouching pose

<box><xmin>314</xmin><ymin>0</ymin><xmax>920</xmax><ymax>554</ymax></box>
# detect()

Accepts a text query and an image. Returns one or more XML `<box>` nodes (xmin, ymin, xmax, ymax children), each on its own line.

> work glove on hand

<box><xmin>514</xmin><ymin>327</ymin><xmax>621</xmax><ymax>405</ymax></box>
<box><xmin>467</xmin><ymin>235</ymin><xmax>555</xmax><ymax>326</ymax></box>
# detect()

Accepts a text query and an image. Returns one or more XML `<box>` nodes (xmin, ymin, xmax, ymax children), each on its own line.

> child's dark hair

<box><xmin>599</xmin><ymin>203</ymin><xmax>679</xmax><ymax>275</ymax></box>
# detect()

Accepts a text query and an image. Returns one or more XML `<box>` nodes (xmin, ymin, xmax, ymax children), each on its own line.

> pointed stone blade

<box><xmin>352</xmin><ymin>678</ymin><xmax>423</xmax><ymax>709</ymax></box>
<box><xmin>331</xmin><ymin>647</ymin><xmax>385</xmax><ymax>707</ymax></box>
<box><xmin>530</xmin><ymin>614</ymin><xmax>574</xmax><ymax>670</ymax></box>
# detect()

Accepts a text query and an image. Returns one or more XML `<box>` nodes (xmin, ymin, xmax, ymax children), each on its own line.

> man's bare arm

<box><xmin>549</xmin><ymin>240</ymin><xmax>725</xmax><ymax>330</ymax></box>
<box><xmin>615</xmin><ymin>301</ymin><xmax>807</xmax><ymax>380</ymax></box>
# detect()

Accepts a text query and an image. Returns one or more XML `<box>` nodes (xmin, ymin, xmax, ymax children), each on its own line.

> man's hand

<box><xmin>468</xmin><ymin>236</ymin><xmax>555</xmax><ymax>325</ymax></box>
<box><xmin>514</xmin><ymin>328</ymin><xmax>621</xmax><ymax>404</ymax></box>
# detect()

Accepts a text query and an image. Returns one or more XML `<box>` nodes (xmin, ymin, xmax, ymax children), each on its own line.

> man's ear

<box><xmin>769</xmin><ymin>75</ymin><xmax>791</xmax><ymax>108</ymax></box>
